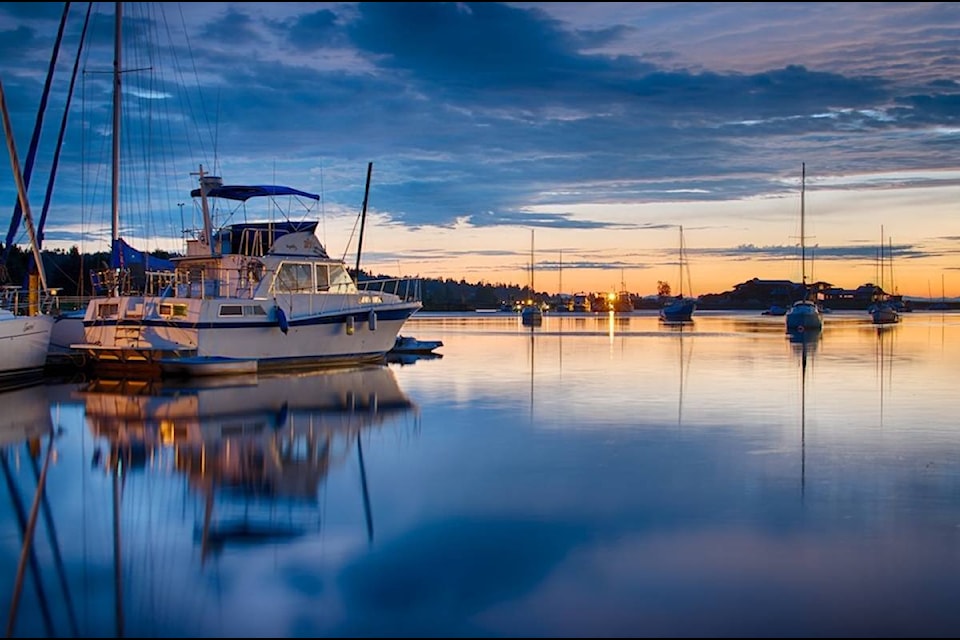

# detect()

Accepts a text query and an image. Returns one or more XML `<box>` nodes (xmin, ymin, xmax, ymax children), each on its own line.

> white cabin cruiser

<box><xmin>72</xmin><ymin>174</ymin><xmax>422</xmax><ymax>375</ymax></box>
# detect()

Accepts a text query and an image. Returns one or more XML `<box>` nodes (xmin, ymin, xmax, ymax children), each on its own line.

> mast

<box><xmin>529</xmin><ymin>228</ymin><xmax>535</xmax><ymax>293</ymax></box>
<box><xmin>800</xmin><ymin>162</ymin><xmax>806</xmax><ymax>289</ymax></box>
<box><xmin>355</xmin><ymin>162</ymin><xmax>372</xmax><ymax>277</ymax></box>
<box><xmin>192</xmin><ymin>164</ymin><xmax>216</xmax><ymax>254</ymax></box>
<box><xmin>111</xmin><ymin>1</ymin><xmax>121</xmax><ymax>248</ymax></box>
<box><xmin>678</xmin><ymin>225</ymin><xmax>684</xmax><ymax>298</ymax></box>
<box><xmin>0</xmin><ymin>79</ymin><xmax>48</xmax><ymax>294</ymax></box>
<box><xmin>558</xmin><ymin>249</ymin><xmax>562</xmax><ymax>296</ymax></box>
<box><xmin>879</xmin><ymin>224</ymin><xmax>885</xmax><ymax>297</ymax></box>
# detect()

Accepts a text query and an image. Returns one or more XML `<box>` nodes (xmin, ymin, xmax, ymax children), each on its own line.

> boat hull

<box><xmin>73</xmin><ymin>294</ymin><xmax>421</xmax><ymax>375</ymax></box>
<box><xmin>0</xmin><ymin>313</ymin><xmax>54</xmax><ymax>386</ymax></box>
<box><xmin>785</xmin><ymin>300</ymin><xmax>823</xmax><ymax>334</ymax></box>
<box><xmin>870</xmin><ymin>303</ymin><xmax>900</xmax><ymax>325</ymax></box>
<box><xmin>660</xmin><ymin>299</ymin><xmax>696</xmax><ymax>323</ymax></box>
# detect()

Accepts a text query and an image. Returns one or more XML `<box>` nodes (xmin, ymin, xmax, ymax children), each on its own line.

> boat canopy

<box><xmin>190</xmin><ymin>185</ymin><xmax>321</xmax><ymax>201</ymax></box>
<box><xmin>113</xmin><ymin>237</ymin><xmax>175</xmax><ymax>272</ymax></box>
<box><xmin>214</xmin><ymin>221</ymin><xmax>320</xmax><ymax>257</ymax></box>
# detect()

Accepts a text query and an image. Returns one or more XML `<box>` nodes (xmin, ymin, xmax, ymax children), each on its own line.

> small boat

<box><xmin>520</xmin><ymin>229</ymin><xmax>544</xmax><ymax>326</ymax></box>
<box><xmin>869</xmin><ymin>228</ymin><xmax>900</xmax><ymax>325</ymax></box>
<box><xmin>390</xmin><ymin>335</ymin><xmax>443</xmax><ymax>355</ymax></box>
<box><xmin>660</xmin><ymin>225</ymin><xmax>697</xmax><ymax>322</ymax></box>
<box><xmin>785</xmin><ymin>163</ymin><xmax>823</xmax><ymax>335</ymax></box>
<box><xmin>520</xmin><ymin>304</ymin><xmax>543</xmax><ymax>326</ymax></box>
<box><xmin>762</xmin><ymin>305</ymin><xmax>788</xmax><ymax>316</ymax></box>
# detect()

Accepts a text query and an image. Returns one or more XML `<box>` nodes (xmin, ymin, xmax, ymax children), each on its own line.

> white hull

<box><xmin>0</xmin><ymin>312</ymin><xmax>54</xmax><ymax>382</ymax></box>
<box><xmin>75</xmin><ymin>293</ymin><xmax>420</xmax><ymax>372</ymax></box>
<box><xmin>73</xmin><ymin>297</ymin><xmax>420</xmax><ymax>369</ymax></box>
<box><xmin>871</xmin><ymin>304</ymin><xmax>900</xmax><ymax>325</ymax></box>
<box><xmin>49</xmin><ymin>310</ymin><xmax>86</xmax><ymax>353</ymax></box>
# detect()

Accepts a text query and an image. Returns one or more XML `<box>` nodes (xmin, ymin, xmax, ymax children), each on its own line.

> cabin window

<box><xmin>275</xmin><ymin>263</ymin><xmax>314</xmax><ymax>294</ymax></box>
<box><xmin>316</xmin><ymin>265</ymin><xmax>330</xmax><ymax>292</ymax></box>
<box><xmin>96</xmin><ymin>303</ymin><xmax>119</xmax><ymax>318</ymax></box>
<box><xmin>328</xmin><ymin>264</ymin><xmax>357</xmax><ymax>293</ymax></box>
<box><xmin>219</xmin><ymin>304</ymin><xmax>244</xmax><ymax>317</ymax></box>
<box><xmin>159</xmin><ymin>303</ymin><xmax>188</xmax><ymax>317</ymax></box>
<box><xmin>245</xmin><ymin>305</ymin><xmax>267</xmax><ymax>316</ymax></box>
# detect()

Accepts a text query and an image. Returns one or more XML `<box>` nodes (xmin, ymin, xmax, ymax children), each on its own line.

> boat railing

<box><xmin>154</xmin><ymin>268</ymin><xmax>421</xmax><ymax>305</ymax></box>
<box><xmin>1</xmin><ymin>284</ymin><xmax>70</xmax><ymax>316</ymax></box>
<box><xmin>357</xmin><ymin>276</ymin><xmax>422</xmax><ymax>303</ymax></box>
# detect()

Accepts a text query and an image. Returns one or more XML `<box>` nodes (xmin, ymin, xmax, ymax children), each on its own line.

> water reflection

<box><xmin>4</xmin><ymin>366</ymin><xmax>418</xmax><ymax>637</ymax></box>
<box><xmin>874</xmin><ymin>324</ymin><xmax>896</xmax><ymax>428</ymax></box>
<box><xmin>0</xmin><ymin>382</ymin><xmax>53</xmax><ymax>448</ymax></box>
<box><xmin>789</xmin><ymin>331</ymin><xmax>820</xmax><ymax>500</ymax></box>
<box><xmin>0</xmin><ymin>383</ymin><xmax>73</xmax><ymax>639</ymax></box>
<box><xmin>79</xmin><ymin>366</ymin><xmax>416</xmax><ymax>553</ymax></box>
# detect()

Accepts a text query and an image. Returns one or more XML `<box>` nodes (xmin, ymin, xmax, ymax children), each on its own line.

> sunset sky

<box><xmin>1</xmin><ymin>2</ymin><xmax>959</xmax><ymax>299</ymax></box>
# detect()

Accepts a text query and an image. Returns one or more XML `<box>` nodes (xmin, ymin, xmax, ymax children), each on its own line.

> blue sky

<box><xmin>1</xmin><ymin>2</ymin><xmax>959</xmax><ymax>297</ymax></box>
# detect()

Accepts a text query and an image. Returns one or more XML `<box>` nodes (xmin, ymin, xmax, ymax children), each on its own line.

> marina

<box><xmin>2</xmin><ymin>310</ymin><xmax>959</xmax><ymax>637</ymax></box>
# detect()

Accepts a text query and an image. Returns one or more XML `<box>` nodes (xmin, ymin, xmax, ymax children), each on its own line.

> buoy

<box><xmin>368</xmin><ymin>310</ymin><xmax>377</xmax><ymax>330</ymax></box>
<box><xmin>276</xmin><ymin>306</ymin><xmax>289</xmax><ymax>334</ymax></box>
<box><xmin>346</xmin><ymin>315</ymin><xmax>355</xmax><ymax>335</ymax></box>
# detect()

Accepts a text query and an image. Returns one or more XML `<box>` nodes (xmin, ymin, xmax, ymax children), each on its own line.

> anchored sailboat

<box><xmin>521</xmin><ymin>229</ymin><xmax>543</xmax><ymax>326</ymax></box>
<box><xmin>659</xmin><ymin>225</ymin><xmax>696</xmax><ymax>322</ymax></box>
<box><xmin>785</xmin><ymin>163</ymin><xmax>823</xmax><ymax>335</ymax></box>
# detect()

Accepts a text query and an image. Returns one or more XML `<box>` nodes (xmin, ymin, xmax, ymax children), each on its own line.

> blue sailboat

<box><xmin>660</xmin><ymin>225</ymin><xmax>696</xmax><ymax>322</ymax></box>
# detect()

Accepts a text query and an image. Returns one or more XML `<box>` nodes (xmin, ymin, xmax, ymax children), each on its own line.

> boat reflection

<box><xmin>0</xmin><ymin>382</ymin><xmax>53</xmax><ymax>449</ymax></box>
<box><xmin>77</xmin><ymin>365</ymin><xmax>418</xmax><ymax>560</ymax></box>
<box><xmin>789</xmin><ymin>330</ymin><xmax>820</xmax><ymax>500</ymax></box>
<box><xmin>875</xmin><ymin>324</ymin><xmax>895</xmax><ymax>428</ymax></box>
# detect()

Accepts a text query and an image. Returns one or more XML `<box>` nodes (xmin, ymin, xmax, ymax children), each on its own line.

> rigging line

<box><xmin>37</xmin><ymin>2</ymin><xmax>93</xmax><ymax>264</ymax></box>
<box><xmin>5</xmin><ymin>430</ymin><xmax>57</xmax><ymax>639</ymax></box>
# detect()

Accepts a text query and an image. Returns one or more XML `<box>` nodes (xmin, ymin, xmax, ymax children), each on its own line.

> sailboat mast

<box><xmin>879</xmin><ymin>224</ymin><xmax>884</xmax><ymax>295</ymax></box>
<box><xmin>0</xmin><ymin>79</ymin><xmax>48</xmax><ymax>293</ymax></box>
<box><xmin>529</xmin><ymin>228</ymin><xmax>535</xmax><ymax>293</ymax></box>
<box><xmin>800</xmin><ymin>162</ymin><xmax>806</xmax><ymax>287</ymax></box>
<box><xmin>111</xmin><ymin>1</ymin><xmax>121</xmax><ymax>246</ymax></box>
<box><xmin>888</xmin><ymin>235</ymin><xmax>895</xmax><ymax>295</ymax></box>
<box><xmin>678</xmin><ymin>225</ymin><xmax>684</xmax><ymax>297</ymax></box>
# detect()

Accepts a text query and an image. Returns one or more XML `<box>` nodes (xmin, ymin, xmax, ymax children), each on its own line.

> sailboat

<box><xmin>0</xmin><ymin>78</ymin><xmax>55</xmax><ymax>387</ymax></box>
<box><xmin>70</xmin><ymin>5</ymin><xmax>422</xmax><ymax>376</ymax></box>
<box><xmin>521</xmin><ymin>229</ymin><xmax>543</xmax><ymax>326</ymax></box>
<box><xmin>659</xmin><ymin>225</ymin><xmax>696</xmax><ymax>322</ymax></box>
<box><xmin>785</xmin><ymin>163</ymin><xmax>823</xmax><ymax>335</ymax></box>
<box><xmin>869</xmin><ymin>227</ymin><xmax>900</xmax><ymax>324</ymax></box>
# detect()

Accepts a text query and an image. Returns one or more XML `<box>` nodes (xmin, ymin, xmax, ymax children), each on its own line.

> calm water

<box><xmin>2</xmin><ymin>310</ymin><xmax>960</xmax><ymax>638</ymax></box>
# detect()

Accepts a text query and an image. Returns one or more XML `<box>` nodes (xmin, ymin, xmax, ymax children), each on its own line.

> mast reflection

<box><xmin>78</xmin><ymin>365</ymin><xmax>418</xmax><ymax>561</ymax></box>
